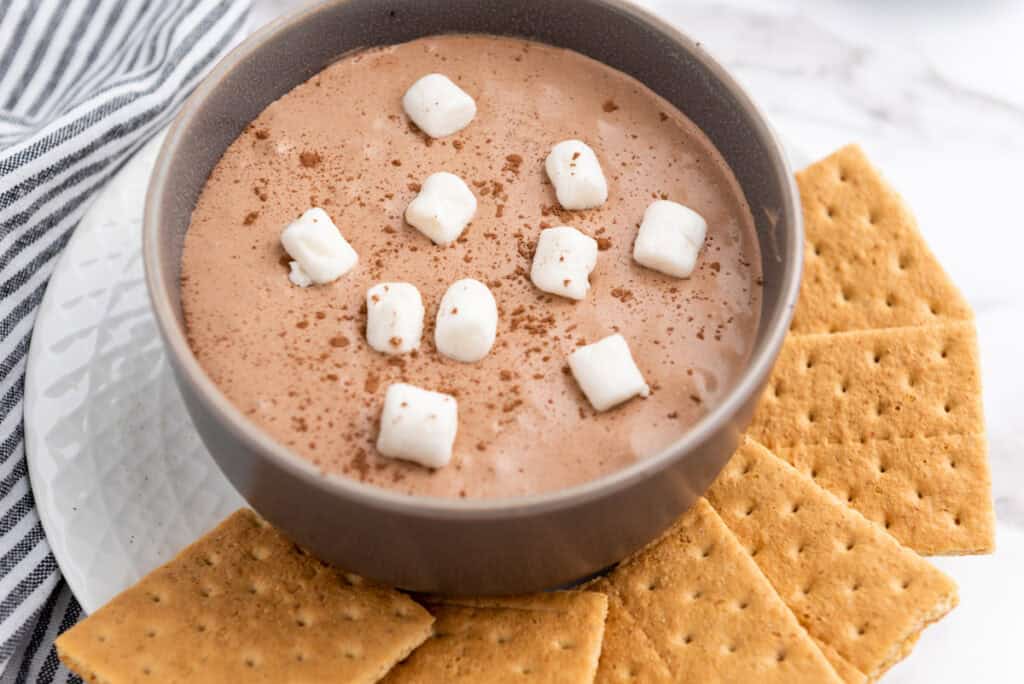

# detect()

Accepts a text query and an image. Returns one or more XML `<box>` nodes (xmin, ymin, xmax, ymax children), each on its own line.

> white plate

<box><xmin>24</xmin><ymin>132</ymin><xmax>244</xmax><ymax>613</ymax></box>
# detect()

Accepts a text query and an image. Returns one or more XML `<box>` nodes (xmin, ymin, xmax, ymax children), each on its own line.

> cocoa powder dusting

<box><xmin>502</xmin><ymin>154</ymin><xmax>523</xmax><ymax>174</ymax></box>
<box><xmin>299</xmin><ymin>150</ymin><xmax>321</xmax><ymax>167</ymax></box>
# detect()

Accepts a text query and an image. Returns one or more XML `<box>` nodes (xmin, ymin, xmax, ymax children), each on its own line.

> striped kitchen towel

<box><xmin>0</xmin><ymin>1</ymin><xmax>249</xmax><ymax>681</ymax></box>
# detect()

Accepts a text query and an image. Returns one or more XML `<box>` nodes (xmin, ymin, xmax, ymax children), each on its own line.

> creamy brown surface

<box><xmin>182</xmin><ymin>35</ymin><xmax>762</xmax><ymax>499</ymax></box>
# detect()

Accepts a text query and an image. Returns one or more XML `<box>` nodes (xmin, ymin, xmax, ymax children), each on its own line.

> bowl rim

<box><xmin>143</xmin><ymin>0</ymin><xmax>803</xmax><ymax>520</ymax></box>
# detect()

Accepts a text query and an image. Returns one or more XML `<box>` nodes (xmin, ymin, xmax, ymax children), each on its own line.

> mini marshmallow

<box><xmin>402</xmin><ymin>73</ymin><xmax>477</xmax><ymax>138</ymax></box>
<box><xmin>435</xmin><ymin>278</ymin><xmax>498</xmax><ymax>363</ymax></box>
<box><xmin>632</xmin><ymin>200</ymin><xmax>708</xmax><ymax>278</ymax></box>
<box><xmin>287</xmin><ymin>261</ymin><xmax>313</xmax><ymax>288</ymax></box>
<box><xmin>280</xmin><ymin>207</ymin><xmax>358</xmax><ymax>286</ymax></box>
<box><xmin>366</xmin><ymin>282</ymin><xmax>424</xmax><ymax>355</ymax></box>
<box><xmin>568</xmin><ymin>334</ymin><xmax>650</xmax><ymax>412</ymax></box>
<box><xmin>544</xmin><ymin>140</ymin><xmax>608</xmax><ymax>210</ymax></box>
<box><xmin>405</xmin><ymin>172</ymin><xmax>477</xmax><ymax>246</ymax></box>
<box><xmin>376</xmin><ymin>383</ymin><xmax>458</xmax><ymax>469</ymax></box>
<box><xmin>530</xmin><ymin>226</ymin><xmax>598</xmax><ymax>301</ymax></box>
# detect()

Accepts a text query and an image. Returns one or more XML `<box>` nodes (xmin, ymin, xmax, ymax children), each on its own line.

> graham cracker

<box><xmin>383</xmin><ymin>591</ymin><xmax>607</xmax><ymax>683</ymax></box>
<box><xmin>707</xmin><ymin>439</ymin><xmax>958</xmax><ymax>681</ymax></box>
<box><xmin>778</xmin><ymin>433</ymin><xmax>994</xmax><ymax>555</ymax></box>
<box><xmin>750</xmin><ymin>322</ymin><xmax>982</xmax><ymax>447</ymax></box>
<box><xmin>811</xmin><ymin>640</ymin><xmax>867</xmax><ymax>684</ymax></box>
<box><xmin>792</xmin><ymin>144</ymin><xmax>971</xmax><ymax>334</ymax></box>
<box><xmin>598</xmin><ymin>499</ymin><xmax>842</xmax><ymax>683</ymax></box>
<box><xmin>56</xmin><ymin>509</ymin><xmax>433</xmax><ymax>684</ymax></box>
<box><xmin>594</xmin><ymin>594</ymin><xmax>672</xmax><ymax>684</ymax></box>
<box><xmin>748</xmin><ymin>321</ymin><xmax>993</xmax><ymax>554</ymax></box>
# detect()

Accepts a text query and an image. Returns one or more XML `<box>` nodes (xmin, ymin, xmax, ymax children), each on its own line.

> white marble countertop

<box><xmin>248</xmin><ymin>2</ymin><xmax>1024</xmax><ymax>680</ymax></box>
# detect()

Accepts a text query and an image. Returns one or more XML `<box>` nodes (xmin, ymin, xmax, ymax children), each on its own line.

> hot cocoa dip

<box><xmin>181</xmin><ymin>34</ymin><xmax>762</xmax><ymax>499</ymax></box>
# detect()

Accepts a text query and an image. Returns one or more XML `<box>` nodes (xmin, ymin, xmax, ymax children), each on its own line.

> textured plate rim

<box><xmin>24</xmin><ymin>134</ymin><xmax>180</xmax><ymax>613</ymax></box>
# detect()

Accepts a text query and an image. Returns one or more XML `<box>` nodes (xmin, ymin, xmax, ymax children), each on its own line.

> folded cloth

<box><xmin>0</xmin><ymin>1</ymin><xmax>248</xmax><ymax>680</ymax></box>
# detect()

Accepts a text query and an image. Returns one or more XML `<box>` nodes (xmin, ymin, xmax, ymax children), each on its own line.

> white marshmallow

<box><xmin>568</xmin><ymin>334</ymin><xmax>650</xmax><ymax>412</ymax></box>
<box><xmin>632</xmin><ymin>200</ymin><xmax>708</xmax><ymax>278</ymax></box>
<box><xmin>280</xmin><ymin>207</ymin><xmax>358</xmax><ymax>286</ymax></box>
<box><xmin>288</xmin><ymin>261</ymin><xmax>313</xmax><ymax>288</ymax></box>
<box><xmin>405</xmin><ymin>172</ymin><xmax>477</xmax><ymax>246</ymax></box>
<box><xmin>544</xmin><ymin>140</ymin><xmax>608</xmax><ymax>210</ymax></box>
<box><xmin>530</xmin><ymin>226</ymin><xmax>598</xmax><ymax>301</ymax></box>
<box><xmin>366</xmin><ymin>283</ymin><xmax>424</xmax><ymax>355</ymax></box>
<box><xmin>376</xmin><ymin>383</ymin><xmax>458</xmax><ymax>469</ymax></box>
<box><xmin>435</xmin><ymin>278</ymin><xmax>498</xmax><ymax>363</ymax></box>
<box><xmin>402</xmin><ymin>73</ymin><xmax>477</xmax><ymax>138</ymax></box>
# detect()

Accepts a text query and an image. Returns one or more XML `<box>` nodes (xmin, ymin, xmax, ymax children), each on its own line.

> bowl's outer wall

<box><xmin>150</xmin><ymin>0</ymin><xmax>798</xmax><ymax>593</ymax></box>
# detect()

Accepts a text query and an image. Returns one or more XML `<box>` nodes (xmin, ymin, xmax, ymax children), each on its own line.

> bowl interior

<box><xmin>146</xmin><ymin>0</ymin><xmax>800</xmax><ymax>512</ymax></box>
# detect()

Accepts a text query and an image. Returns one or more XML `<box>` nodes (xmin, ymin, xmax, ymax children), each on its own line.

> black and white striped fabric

<box><xmin>0</xmin><ymin>1</ymin><xmax>249</xmax><ymax>680</ymax></box>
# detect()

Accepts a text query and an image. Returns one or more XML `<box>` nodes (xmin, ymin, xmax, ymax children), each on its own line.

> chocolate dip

<box><xmin>181</xmin><ymin>34</ymin><xmax>762</xmax><ymax>499</ymax></box>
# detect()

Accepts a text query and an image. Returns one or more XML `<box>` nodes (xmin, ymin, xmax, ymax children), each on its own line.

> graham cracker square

<box><xmin>747</xmin><ymin>322</ymin><xmax>993</xmax><ymax>554</ymax></box>
<box><xmin>594</xmin><ymin>594</ymin><xmax>671</xmax><ymax>684</ymax></box>
<box><xmin>811</xmin><ymin>640</ymin><xmax>868</xmax><ymax>684</ymax></box>
<box><xmin>777</xmin><ymin>433</ymin><xmax>993</xmax><ymax>554</ymax></box>
<box><xmin>56</xmin><ymin>509</ymin><xmax>433</xmax><ymax>683</ymax></box>
<box><xmin>384</xmin><ymin>592</ymin><xmax>608</xmax><ymax>683</ymax></box>
<box><xmin>707</xmin><ymin>439</ymin><xmax>958</xmax><ymax>681</ymax></box>
<box><xmin>750</xmin><ymin>322</ymin><xmax>983</xmax><ymax>448</ymax></box>
<box><xmin>791</xmin><ymin>144</ymin><xmax>971</xmax><ymax>335</ymax></box>
<box><xmin>597</xmin><ymin>499</ymin><xmax>842</xmax><ymax>683</ymax></box>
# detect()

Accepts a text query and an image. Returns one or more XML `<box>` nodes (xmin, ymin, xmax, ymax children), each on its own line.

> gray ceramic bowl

<box><xmin>144</xmin><ymin>0</ymin><xmax>801</xmax><ymax>594</ymax></box>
